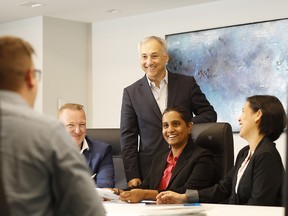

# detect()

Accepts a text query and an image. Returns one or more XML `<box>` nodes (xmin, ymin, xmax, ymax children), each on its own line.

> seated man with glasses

<box><xmin>58</xmin><ymin>103</ymin><xmax>115</xmax><ymax>188</ymax></box>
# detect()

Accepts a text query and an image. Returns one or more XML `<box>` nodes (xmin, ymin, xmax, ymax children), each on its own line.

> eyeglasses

<box><xmin>13</xmin><ymin>68</ymin><xmax>42</xmax><ymax>81</ymax></box>
<box><xmin>33</xmin><ymin>69</ymin><xmax>42</xmax><ymax>81</ymax></box>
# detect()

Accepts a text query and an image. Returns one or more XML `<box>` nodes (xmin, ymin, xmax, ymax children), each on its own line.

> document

<box><xmin>95</xmin><ymin>188</ymin><xmax>119</xmax><ymax>200</ymax></box>
<box><xmin>142</xmin><ymin>204</ymin><xmax>207</xmax><ymax>215</ymax></box>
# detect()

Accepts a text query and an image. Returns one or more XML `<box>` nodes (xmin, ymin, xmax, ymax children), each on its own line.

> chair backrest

<box><xmin>87</xmin><ymin>123</ymin><xmax>234</xmax><ymax>188</ymax></box>
<box><xmin>191</xmin><ymin>122</ymin><xmax>234</xmax><ymax>181</ymax></box>
<box><xmin>86</xmin><ymin>128</ymin><xmax>127</xmax><ymax>189</ymax></box>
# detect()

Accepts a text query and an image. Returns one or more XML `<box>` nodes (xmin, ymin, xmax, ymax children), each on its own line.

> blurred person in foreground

<box><xmin>0</xmin><ymin>35</ymin><xmax>106</xmax><ymax>216</ymax></box>
<box><xmin>157</xmin><ymin>95</ymin><xmax>286</xmax><ymax>206</ymax></box>
<box><xmin>58</xmin><ymin>103</ymin><xmax>115</xmax><ymax>188</ymax></box>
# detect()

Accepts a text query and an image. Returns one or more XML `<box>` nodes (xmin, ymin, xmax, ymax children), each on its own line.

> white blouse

<box><xmin>235</xmin><ymin>150</ymin><xmax>253</xmax><ymax>193</ymax></box>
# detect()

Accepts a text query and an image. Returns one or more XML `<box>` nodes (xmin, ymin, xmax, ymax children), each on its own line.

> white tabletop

<box><xmin>103</xmin><ymin>201</ymin><xmax>284</xmax><ymax>216</ymax></box>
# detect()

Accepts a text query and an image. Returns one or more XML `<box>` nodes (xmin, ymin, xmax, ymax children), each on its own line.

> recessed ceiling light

<box><xmin>31</xmin><ymin>3</ymin><xmax>43</xmax><ymax>8</ymax></box>
<box><xmin>17</xmin><ymin>1</ymin><xmax>44</xmax><ymax>8</ymax></box>
<box><xmin>106</xmin><ymin>9</ymin><xmax>121</xmax><ymax>14</ymax></box>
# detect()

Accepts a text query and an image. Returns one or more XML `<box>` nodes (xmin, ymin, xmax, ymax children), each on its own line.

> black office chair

<box><xmin>191</xmin><ymin>122</ymin><xmax>234</xmax><ymax>182</ymax></box>
<box><xmin>87</xmin><ymin>123</ymin><xmax>234</xmax><ymax>189</ymax></box>
<box><xmin>86</xmin><ymin>128</ymin><xmax>127</xmax><ymax>189</ymax></box>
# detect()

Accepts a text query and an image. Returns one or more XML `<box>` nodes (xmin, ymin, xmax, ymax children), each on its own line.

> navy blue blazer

<box><xmin>140</xmin><ymin>138</ymin><xmax>216</xmax><ymax>193</ymax></box>
<box><xmin>199</xmin><ymin>137</ymin><xmax>284</xmax><ymax>206</ymax></box>
<box><xmin>82</xmin><ymin>136</ymin><xmax>115</xmax><ymax>188</ymax></box>
<box><xmin>120</xmin><ymin>72</ymin><xmax>217</xmax><ymax>181</ymax></box>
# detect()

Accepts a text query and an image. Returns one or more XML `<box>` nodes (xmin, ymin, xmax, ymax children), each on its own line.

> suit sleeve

<box><xmin>51</xmin><ymin>125</ymin><xmax>106</xmax><ymax>216</ymax></box>
<box><xmin>120</xmin><ymin>88</ymin><xmax>141</xmax><ymax>181</ymax></box>
<box><xmin>94</xmin><ymin>144</ymin><xmax>115</xmax><ymax>188</ymax></box>
<box><xmin>198</xmin><ymin>147</ymin><xmax>244</xmax><ymax>204</ymax></box>
<box><xmin>189</xmin><ymin>77</ymin><xmax>217</xmax><ymax>123</ymax></box>
<box><xmin>198</xmin><ymin>167</ymin><xmax>234</xmax><ymax>203</ymax></box>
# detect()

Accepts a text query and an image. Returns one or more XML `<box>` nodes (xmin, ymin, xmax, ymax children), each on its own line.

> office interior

<box><xmin>0</xmin><ymin>0</ymin><xmax>287</xmax><ymax>165</ymax></box>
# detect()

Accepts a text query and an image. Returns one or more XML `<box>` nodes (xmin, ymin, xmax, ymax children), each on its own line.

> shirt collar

<box><xmin>146</xmin><ymin>70</ymin><xmax>168</xmax><ymax>87</ymax></box>
<box><xmin>167</xmin><ymin>149</ymin><xmax>181</xmax><ymax>164</ymax></box>
<box><xmin>80</xmin><ymin>138</ymin><xmax>89</xmax><ymax>154</ymax></box>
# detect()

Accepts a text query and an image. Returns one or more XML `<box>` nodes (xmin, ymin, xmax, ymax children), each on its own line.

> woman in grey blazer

<box><xmin>157</xmin><ymin>95</ymin><xmax>286</xmax><ymax>206</ymax></box>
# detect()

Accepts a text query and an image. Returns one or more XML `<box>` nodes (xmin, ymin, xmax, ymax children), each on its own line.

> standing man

<box><xmin>120</xmin><ymin>36</ymin><xmax>217</xmax><ymax>188</ymax></box>
<box><xmin>0</xmin><ymin>36</ymin><xmax>105</xmax><ymax>216</ymax></box>
<box><xmin>58</xmin><ymin>103</ymin><xmax>115</xmax><ymax>188</ymax></box>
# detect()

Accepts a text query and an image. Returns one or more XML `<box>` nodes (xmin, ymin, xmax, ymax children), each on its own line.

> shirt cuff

<box><xmin>185</xmin><ymin>189</ymin><xmax>199</xmax><ymax>203</ymax></box>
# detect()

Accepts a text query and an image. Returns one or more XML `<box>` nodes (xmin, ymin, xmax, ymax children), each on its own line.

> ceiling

<box><xmin>0</xmin><ymin>0</ymin><xmax>217</xmax><ymax>24</ymax></box>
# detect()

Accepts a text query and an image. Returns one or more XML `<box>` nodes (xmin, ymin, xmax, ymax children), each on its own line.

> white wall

<box><xmin>0</xmin><ymin>16</ymin><xmax>43</xmax><ymax>112</ymax></box>
<box><xmin>92</xmin><ymin>0</ymin><xmax>288</xmax><ymax>163</ymax></box>
<box><xmin>0</xmin><ymin>16</ymin><xmax>92</xmax><ymax>124</ymax></box>
<box><xmin>0</xmin><ymin>0</ymin><xmax>287</xmax><ymax>163</ymax></box>
<box><xmin>42</xmin><ymin>17</ymin><xmax>91</xmax><ymax>121</ymax></box>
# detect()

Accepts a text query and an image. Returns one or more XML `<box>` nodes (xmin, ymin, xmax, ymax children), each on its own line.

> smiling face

<box><xmin>162</xmin><ymin>111</ymin><xmax>192</xmax><ymax>148</ymax></box>
<box><xmin>238</xmin><ymin>101</ymin><xmax>261</xmax><ymax>141</ymax></box>
<box><xmin>59</xmin><ymin>109</ymin><xmax>87</xmax><ymax>147</ymax></box>
<box><xmin>139</xmin><ymin>39</ymin><xmax>169</xmax><ymax>85</ymax></box>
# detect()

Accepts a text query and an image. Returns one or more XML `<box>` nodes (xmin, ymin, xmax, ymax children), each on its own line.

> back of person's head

<box><xmin>163</xmin><ymin>106</ymin><xmax>192</xmax><ymax>126</ymax></box>
<box><xmin>247</xmin><ymin>95</ymin><xmax>287</xmax><ymax>141</ymax></box>
<box><xmin>0</xmin><ymin>36</ymin><xmax>34</xmax><ymax>91</ymax></box>
<box><xmin>58</xmin><ymin>103</ymin><xmax>85</xmax><ymax>117</ymax></box>
<box><xmin>138</xmin><ymin>36</ymin><xmax>168</xmax><ymax>55</ymax></box>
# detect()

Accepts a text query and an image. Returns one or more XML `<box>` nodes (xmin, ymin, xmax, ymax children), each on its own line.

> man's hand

<box><xmin>128</xmin><ymin>178</ymin><xmax>141</xmax><ymax>188</ymax></box>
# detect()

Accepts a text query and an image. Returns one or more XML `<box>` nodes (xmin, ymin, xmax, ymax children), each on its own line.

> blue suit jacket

<box><xmin>120</xmin><ymin>72</ymin><xmax>217</xmax><ymax>181</ymax></box>
<box><xmin>83</xmin><ymin>136</ymin><xmax>115</xmax><ymax>188</ymax></box>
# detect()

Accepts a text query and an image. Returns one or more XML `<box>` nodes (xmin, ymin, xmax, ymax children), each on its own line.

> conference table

<box><xmin>103</xmin><ymin>201</ymin><xmax>284</xmax><ymax>216</ymax></box>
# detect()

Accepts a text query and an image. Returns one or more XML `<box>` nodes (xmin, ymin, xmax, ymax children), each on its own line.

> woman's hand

<box><xmin>119</xmin><ymin>189</ymin><xmax>145</xmax><ymax>203</ymax></box>
<box><xmin>156</xmin><ymin>191</ymin><xmax>187</xmax><ymax>204</ymax></box>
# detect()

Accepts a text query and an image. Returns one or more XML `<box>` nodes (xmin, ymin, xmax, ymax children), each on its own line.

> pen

<box><xmin>183</xmin><ymin>203</ymin><xmax>201</xmax><ymax>206</ymax></box>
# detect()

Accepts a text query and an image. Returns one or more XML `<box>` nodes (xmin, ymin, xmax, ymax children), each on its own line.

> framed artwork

<box><xmin>166</xmin><ymin>18</ymin><xmax>288</xmax><ymax>132</ymax></box>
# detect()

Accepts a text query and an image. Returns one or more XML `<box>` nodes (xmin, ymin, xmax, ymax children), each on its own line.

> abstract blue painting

<box><xmin>166</xmin><ymin>18</ymin><xmax>288</xmax><ymax>132</ymax></box>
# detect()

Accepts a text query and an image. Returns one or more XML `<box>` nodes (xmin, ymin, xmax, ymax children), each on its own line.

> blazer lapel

<box><xmin>168</xmin><ymin>140</ymin><xmax>193</xmax><ymax>184</ymax></box>
<box><xmin>167</xmin><ymin>72</ymin><xmax>179</xmax><ymax>107</ymax></box>
<box><xmin>152</xmin><ymin>151</ymin><xmax>169</xmax><ymax>188</ymax></box>
<box><xmin>139</xmin><ymin>75</ymin><xmax>162</xmax><ymax>120</ymax></box>
<box><xmin>82</xmin><ymin>137</ymin><xmax>92</xmax><ymax>164</ymax></box>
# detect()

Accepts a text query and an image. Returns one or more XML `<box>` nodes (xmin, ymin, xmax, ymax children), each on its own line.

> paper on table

<box><xmin>104</xmin><ymin>203</ymin><xmax>209</xmax><ymax>216</ymax></box>
<box><xmin>141</xmin><ymin>205</ymin><xmax>208</xmax><ymax>216</ymax></box>
<box><xmin>95</xmin><ymin>188</ymin><xmax>119</xmax><ymax>200</ymax></box>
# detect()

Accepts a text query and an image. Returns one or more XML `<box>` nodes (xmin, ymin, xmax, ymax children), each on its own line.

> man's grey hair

<box><xmin>138</xmin><ymin>36</ymin><xmax>168</xmax><ymax>56</ymax></box>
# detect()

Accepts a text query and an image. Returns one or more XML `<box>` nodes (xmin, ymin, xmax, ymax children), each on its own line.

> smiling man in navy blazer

<box><xmin>120</xmin><ymin>36</ymin><xmax>217</xmax><ymax>188</ymax></box>
<box><xmin>59</xmin><ymin>103</ymin><xmax>115</xmax><ymax>188</ymax></box>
